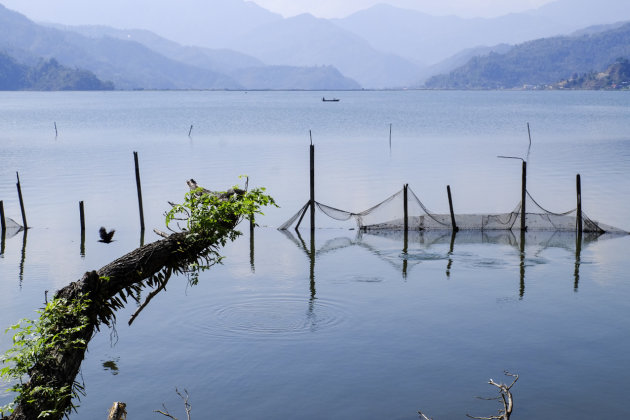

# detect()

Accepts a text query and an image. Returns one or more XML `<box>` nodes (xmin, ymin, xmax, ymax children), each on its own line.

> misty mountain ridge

<box><xmin>424</xmin><ymin>21</ymin><xmax>630</xmax><ymax>89</ymax></box>
<box><xmin>2</xmin><ymin>0</ymin><xmax>630</xmax><ymax>90</ymax></box>
<box><xmin>0</xmin><ymin>4</ymin><xmax>360</xmax><ymax>90</ymax></box>
<box><xmin>227</xmin><ymin>12</ymin><xmax>421</xmax><ymax>88</ymax></box>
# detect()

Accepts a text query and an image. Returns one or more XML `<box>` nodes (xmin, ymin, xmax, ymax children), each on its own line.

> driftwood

<box><xmin>6</xmin><ymin>182</ymin><xmax>243</xmax><ymax>420</ymax></box>
<box><xmin>107</xmin><ymin>402</ymin><xmax>127</xmax><ymax>420</ymax></box>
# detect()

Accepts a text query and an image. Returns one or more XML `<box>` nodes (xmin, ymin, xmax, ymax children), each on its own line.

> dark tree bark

<box><xmin>7</xmin><ymin>187</ymin><xmax>241</xmax><ymax>420</ymax></box>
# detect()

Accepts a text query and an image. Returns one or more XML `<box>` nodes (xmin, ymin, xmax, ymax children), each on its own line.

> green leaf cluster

<box><xmin>165</xmin><ymin>183</ymin><xmax>276</xmax><ymax>285</ymax></box>
<box><xmin>166</xmin><ymin>185</ymin><xmax>276</xmax><ymax>243</ymax></box>
<box><xmin>0</xmin><ymin>296</ymin><xmax>91</xmax><ymax>418</ymax></box>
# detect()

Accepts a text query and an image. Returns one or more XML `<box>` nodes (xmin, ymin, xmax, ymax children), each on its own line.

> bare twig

<box><xmin>418</xmin><ymin>411</ymin><xmax>433</xmax><ymax>420</ymax></box>
<box><xmin>467</xmin><ymin>371</ymin><xmax>519</xmax><ymax>420</ymax></box>
<box><xmin>154</xmin><ymin>388</ymin><xmax>191</xmax><ymax>420</ymax></box>
<box><xmin>128</xmin><ymin>267</ymin><xmax>173</xmax><ymax>325</ymax></box>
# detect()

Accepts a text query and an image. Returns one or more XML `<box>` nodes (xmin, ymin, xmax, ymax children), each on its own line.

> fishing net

<box><xmin>279</xmin><ymin>186</ymin><xmax>627</xmax><ymax>234</ymax></box>
<box><xmin>2</xmin><ymin>217</ymin><xmax>24</xmax><ymax>238</ymax></box>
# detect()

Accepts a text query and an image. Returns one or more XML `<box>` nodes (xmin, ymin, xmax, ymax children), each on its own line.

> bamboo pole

<box><xmin>16</xmin><ymin>172</ymin><xmax>27</xmax><ymax>229</ymax></box>
<box><xmin>576</xmin><ymin>174</ymin><xmax>583</xmax><ymax>236</ymax></box>
<box><xmin>447</xmin><ymin>185</ymin><xmax>458</xmax><ymax>232</ymax></box>
<box><xmin>295</xmin><ymin>201</ymin><xmax>310</xmax><ymax>231</ymax></box>
<box><xmin>133</xmin><ymin>151</ymin><xmax>145</xmax><ymax>231</ymax></box>
<box><xmin>0</xmin><ymin>200</ymin><xmax>5</xmax><ymax>232</ymax></box>
<box><xmin>309</xmin><ymin>135</ymin><xmax>315</xmax><ymax>232</ymax></box>
<box><xmin>520</xmin><ymin>161</ymin><xmax>527</xmax><ymax>232</ymax></box>
<box><xmin>403</xmin><ymin>184</ymin><xmax>408</xmax><ymax>232</ymax></box>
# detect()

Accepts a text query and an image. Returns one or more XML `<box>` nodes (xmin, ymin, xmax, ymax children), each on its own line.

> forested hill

<box><xmin>0</xmin><ymin>52</ymin><xmax>114</xmax><ymax>90</ymax></box>
<box><xmin>424</xmin><ymin>22</ymin><xmax>630</xmax><ymax>89</ymax></box>
<box><xmin>554</xmin><ymin>58</ymin><xmax>630</xmax><ymax>89</ymax></box>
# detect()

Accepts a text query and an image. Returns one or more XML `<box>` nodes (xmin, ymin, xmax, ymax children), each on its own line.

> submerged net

<box><xmin>279</xmin><ymin>186</ymin><xmax>627</xmax><ymax>234</ymax></box>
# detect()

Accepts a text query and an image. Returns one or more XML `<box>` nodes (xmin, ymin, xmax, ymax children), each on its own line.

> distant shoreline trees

<box><xmin>0</xmin><ymin>52</ymin><xmax>114</xmax><ymax>91</ymax></box>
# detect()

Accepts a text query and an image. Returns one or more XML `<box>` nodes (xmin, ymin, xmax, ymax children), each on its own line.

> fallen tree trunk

<box><xmin>5</xmin><ymin>182</ymin><xmax>271</xmax><ymax>420</ymax></box>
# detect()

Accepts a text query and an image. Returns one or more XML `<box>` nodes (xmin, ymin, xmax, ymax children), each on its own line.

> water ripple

<box><xmin>195</xmin><ymin>294</ymin><xmax>349</xmax><ymax>340</ymax></box>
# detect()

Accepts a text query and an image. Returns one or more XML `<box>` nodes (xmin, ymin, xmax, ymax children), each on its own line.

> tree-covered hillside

<box><xmin>0</xmin><ymin>52</ymin><xmax>114</xmax><ymax>90</ymax></box>
<box><xmin>424</xmin><ymin>22</ymin><xmax>630</xmax><ymax>89</ymax></box>
<box><xmin>554</xmin><ymin>58</ymin><xmax>630</xmax><ymax>89</ymax></box>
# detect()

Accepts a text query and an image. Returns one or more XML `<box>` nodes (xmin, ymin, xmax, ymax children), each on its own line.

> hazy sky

<box><xmin>250</xmin><ymin>0</ymin><xmax>555</xmax><ymax>18</ymax></box>
<box><xmin>1</xmin><ymin>0</ymin><xmax>556</xmax><ymax>23</ymax></box>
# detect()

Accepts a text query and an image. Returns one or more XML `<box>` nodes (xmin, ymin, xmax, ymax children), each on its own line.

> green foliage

<box><xmin>165</xmin><ymin>181</ymin><xmax>276</xmax><ymax>284</ymax></box>
<box><xmin>166</xmin><ymin>184</ymin><xmax>276</xmax><ymax>242</ymax></box>
<box><xmin>0</xmin><ymin>296</ymin><xmax>91</xmax><ymax>418</ymax></box>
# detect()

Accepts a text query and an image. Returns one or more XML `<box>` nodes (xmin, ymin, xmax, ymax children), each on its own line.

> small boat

<box><xmin>322</xmin><ymin>97</ymin><xmax>340</xmax><ymax>102</ymax></box>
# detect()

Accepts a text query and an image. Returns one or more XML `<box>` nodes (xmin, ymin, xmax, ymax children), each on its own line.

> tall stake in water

<box><xmin>0</xmin><ymin>200</ymin><xmax>5</xmax><ymax>232</ymax></box>
<box><xmin>576</xmin><ymin>174</ymin><xmax>583</xmax><ymax>236</ymax></box>
<box><xmin>133</xmin><ymin>151</ymin><xmax>145</xmax><ymax>231</ymax></box>
<box><xmin>521</xmin><ymin>161</ymin><xmax>527</xmax><ymax>232</ymax></box>
<box><xmin>403</xmin><ymin>184</ymin><xmax>408</xmax><ymax>233</ymax></box>
<box><xmin>310</xmin><ymin>131</ymin><xmax>315</xmax><ymax>232</ymax></box>
<box><xmin>16</xmin><ymin>172</ymin><xmax>27</xmax><ymax>229</ymax></box>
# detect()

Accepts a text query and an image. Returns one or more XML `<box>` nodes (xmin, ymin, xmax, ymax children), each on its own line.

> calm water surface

<box><xmin>1</xmin><ymin>91</ymin><xmax>629</xmax><ymax>419</ymax></box>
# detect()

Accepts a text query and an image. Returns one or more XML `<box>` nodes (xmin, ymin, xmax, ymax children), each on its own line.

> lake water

<box><xmin>1</xmin><ymin>90</ymin><xmax>629</xmax><ymax>419</ymax></box>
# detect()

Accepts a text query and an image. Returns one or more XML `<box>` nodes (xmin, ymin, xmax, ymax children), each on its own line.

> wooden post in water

<box><xmin>576</xmin><ymin>174</ymin><xmax>583</xmax><ymax>236</ymax></box>
<box><xmin>520</xmin><ymin>161</ymin><xmax>527</xmax><ymax>232</ymax></box>
<box><xmin>16</xmin><ymin>172</ymin><xmax>27</xmax><ymax>229</ymax></box>
<box><xmin>133</xmin><ymin>151</ymin><xmax>145</xmax><ymax>231</ymax></box>
<box><xmin>0</xmin><ymin>200</ymin><xmax>5</xmax><ymax>232</ymax></box>
<box><xmin>389</xmin><ymin>123</ymin><xmax>392</xmax><ymax>149</ymax></box>
<box><xmin>79</xmin><ymin>201</ymin><xmax>85</xmax><ymax>232</ymax></box>
<box><xmin>309</xmin><ymin>132</ymin><xmax>315</xmax><ymax>232</ymax></box>
<box><xmin>447</xmin><ymin>185</ymin><xmax>458</xmax><ymax>232</ymax></box>
<box><xmin>403</xmin><ymin>184</ymin><xmax>409</xmax><ymax>232</ymax></box>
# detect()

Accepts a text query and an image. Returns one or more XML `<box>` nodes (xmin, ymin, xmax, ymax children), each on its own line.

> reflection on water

<box><xmin>280</xmin><ymin>228</ymin><xmax>617</xmax><ymax>298</ymax></box>
<box><xmin>19</xmin><ymin>230</ymin><xmax>27</xmax><ymax>287</ymax></box>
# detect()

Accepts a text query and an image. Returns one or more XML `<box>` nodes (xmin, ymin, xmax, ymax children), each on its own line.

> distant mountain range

<box><xmin>424</xmin><ymin>22</ymin><xmax>630</xmax><ymax>89</ymax></box>
<box><xmin>0</xmin><ymin>4</ymin><xmax>359</xmax><ymax>90</ymax></box>
<box><xmin>1</xmin><ymin>0</ymin><xmax>630</xmax><ymax>90</ymax></box>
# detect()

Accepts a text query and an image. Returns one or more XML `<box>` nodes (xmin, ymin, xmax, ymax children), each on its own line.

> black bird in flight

<box><xmin>99</xmin><ymin>227</ymin><xmax>115</xmax><ymax>243</ymax></box>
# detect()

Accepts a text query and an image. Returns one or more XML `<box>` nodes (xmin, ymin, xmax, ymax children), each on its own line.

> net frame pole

<box><xmin>576</xmin><ymin>174</ymin><xmax>583</xmax><ymax>236</ymax></box>
<box><xmin>16</xmin><ymin>172</ymin><xmax>27</xmax><ymax>229</ymax></box>
<box><xmin>309</xmin><ymin>136</ymin><xmax>315</xmax><ymax>232</ymax></box>
<box><xmin>403</xmin><ymin>184</ymin><xmax>408</xmax><ymax>232</ymax></box>
<box><xmin>295</xmin><ymin>201</ymin><xmax>310</xmax><ymax>231</ymax></box>
<box><xmin>521</xmin><ymin>161</ymin><xmax>527</xmax><ymax>232</ymax></box>
<box><xmin>447</xmin><ymin>185</ymin><xmax>459</xmax><ymax>232</ymax></box>
<box><xmin>0</xmin><ymin>200</ymin><xmax>5</xmax><ymax>232</ymax></box>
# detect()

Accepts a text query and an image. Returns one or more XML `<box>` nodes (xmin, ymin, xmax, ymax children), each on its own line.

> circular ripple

<box><xmin>199</xmin><ymin>294</ymin><xmax>349</xmax><ymax>339</ymax></box>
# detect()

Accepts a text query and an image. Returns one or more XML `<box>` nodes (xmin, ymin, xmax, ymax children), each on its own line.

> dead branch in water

<box><xmin>154</xmin><ymin>388</ymin><xmax>192</xmax><ymax>420</ymax></box>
